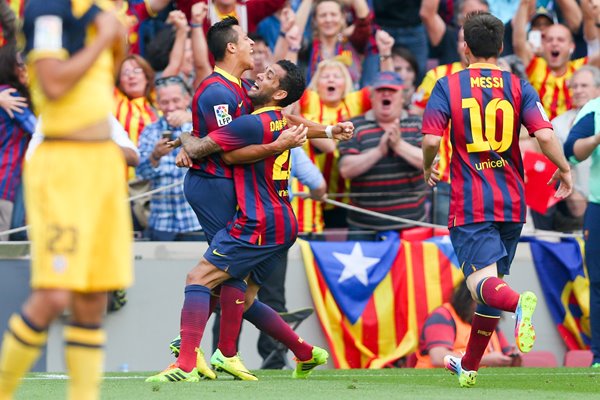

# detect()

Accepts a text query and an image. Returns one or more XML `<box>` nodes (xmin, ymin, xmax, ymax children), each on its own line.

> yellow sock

<box><xmin>64</xmin><ymin>325</ymin><xmax>106</xmax><ymax>400</ymax></box>
<box><xmin>0</xmin><ymin>314</ymin><xmax>47</xmax><ymax>400</ymax></box>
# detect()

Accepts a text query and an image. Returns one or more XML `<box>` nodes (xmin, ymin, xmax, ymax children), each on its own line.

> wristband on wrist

<box><xmin>325</xmin><ymin>125</ymin><xmax>334</xmax><ymax>139</ymax></box>
<box><xmin>190</xmin><ymin>22</ymin><xmax>203</xmax><ymax>28</ymax></box>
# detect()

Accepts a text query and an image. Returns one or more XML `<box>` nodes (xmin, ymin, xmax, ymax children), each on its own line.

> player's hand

<box><xmin>0</xmin><ymin>88</ymin><xmax>26</xmax><ymax>118</ymax></box>
<box><xmin>191</xmin><ymin>1</ymin><xmax>208</xmax><ymax>23</ymax></box>
<box><xmin>550</xmin><ymin>168</ymin><xmax>573</xmax><ymax>199</ymax></box>
<box><xmin>332</xmin><ymin>121</ymin><xmax>354</xmax><ymax>140</ymax></box>
<box><xmin>167</xmin><ymin>137</ymin><xmax>182</xmax><ymax>148</ymax></box>
<box><xmin>166</xmin><ymin>110</ymin><xmax>192</xmax><ymax>127</ymax></box>
<box><xmin>276</xmin><ymin>123</ymin><xmax>307</xmax><ymax>151</ymax></box>
<box><xmin>424</xmin><ymin>165</ymin><xmax>440</xmax><ymax>187</ymax></box>
<box><xmin>175</xmin><ymin>148</ymin><xmax>193</xmax><ymax>168</ymax></box>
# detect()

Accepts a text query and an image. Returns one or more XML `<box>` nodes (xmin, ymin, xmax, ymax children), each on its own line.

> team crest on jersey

<box><xmin>536</xmin><ymin>101</ymin><xmax>550</xmax><ymax>122</ymax></box>
<box><xmin>214</xmin><ymin>104</ymin><xmax>233</xmax><ymax>127</ymax></box>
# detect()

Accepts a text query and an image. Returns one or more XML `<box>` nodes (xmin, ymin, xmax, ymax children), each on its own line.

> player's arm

<box><xmin>422</xmin><ymin>134</ymin><xmax>441</xmax><ymax>186</ymax></box>
<box><xmin>564</xmin><ymin>111</ymin><xmax>600</xmax><ymax>161</ymax></box>
<box><xmin>534</xmin><ymin>128</ymin><xmax>573</xmax><ymax>198</ymax></box>
<box><xmin>31</xmin><ymin>8</ymin><xmax>125</xmax><ymax>100</ymax></box>
<box><xmin>420</xmin><ymin>80</ymin><xmax>449</xmax><ymax>187</ymax></box>
<box><xmin>285</xmin><ymin>113</ymin><xmax>354</xmax><ymax>141</ymax></box>
<box><xmin>512</xmin><ymin>0</ymin><xmax>534</xmax><ymax>69</ymax></box>
<box><xmin>177</xmin><ymin>132</ymin><xmax>223</xmax><ymax>159</ymax></box>
<box><xmin>221</xmin><ymin>124</ymin><xmax>308</xmax><ymax>165</ymax></box>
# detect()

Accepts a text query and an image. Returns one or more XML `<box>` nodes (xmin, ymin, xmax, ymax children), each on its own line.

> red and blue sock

<box><xmin>476</xmin><ymin>276</ymin><xmax>520</xmax><ymax>312</ymax></box>
<box><xmin>461</xmin><ymin>303</ymin><xmax>502</xmax><ymax>371</ymax></box>
<box><xmin>218</xmin><ymin>279</ymin><xmax>247</xmax><ymax>357</ymax></box>
<box><xmin>244</xmin><ymin>300</ymin><xmax>313</xmax><ymax>361</ymax></box>
<box><xmin>177</xmin><ymin>284</ymin><xmax>211</xmax><ymax>372</ymax></box>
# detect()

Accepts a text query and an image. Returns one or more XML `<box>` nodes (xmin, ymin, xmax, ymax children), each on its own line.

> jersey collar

<box><xmin>468</xmin><ymin>62</ymin><xmax>501</xmax><ymax>70</ymax></box>
<box><xmin>214</xmin><ymin>66</ymin><xmax>241</xmax><ymax>87</ymax></box>
<box><xmin>252</xmin><ymin>106</ymin><xmax>282</xmax><ymax>115</ymax></box>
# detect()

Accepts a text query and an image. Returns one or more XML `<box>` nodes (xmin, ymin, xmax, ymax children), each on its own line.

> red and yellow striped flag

<box><xmin>301</xmin><ymin>236</ymin><xmax>462</xmax><ymax>368</ymax></box>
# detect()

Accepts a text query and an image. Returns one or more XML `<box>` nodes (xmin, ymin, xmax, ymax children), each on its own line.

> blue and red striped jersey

<box><xmin>208</xmin><ymin>107</ymin><xmax>298</xmax><ymax>245</ymax></box>
<box><xmin>191</xmin><ymin>68</ymin><xmax>253</xmax><ymax>178</ymax></box>
<box><xmin>0</xmin><ymin>86</ymin><xmax>35</xmax><ymax>202</ymax></box>
<box><xmin>422</xmin><ymin>63</ymin><xmax>553</xmax><ymax>227</ymax></box>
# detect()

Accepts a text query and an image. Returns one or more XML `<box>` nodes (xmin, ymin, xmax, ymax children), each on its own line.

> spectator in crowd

<box><xmin>115</xmin><ymin>0</ymin><xmax>171</xmax><ymax>55</ymax></box>
<box><xmin>415</xmin><ymin>281</ymin><xmax>520</xmax><ymax>368</ymax></box>
<box><xmin>144</xmin><ymin>10</ymin><xmax>193</xmax><ymax>81</ymax></box>
<box><xmin>391</xmin><ymin>46</ymin><xmax>419</xmax><ymax>115</ymax></box>
<box><xmin>176</xmin><ymin>0</ymin><xmax>286</xmax><ymax>46</ymax></box>
<box><xmin>513</xmin><ymin>0</ymin><xmax>600</xmax><ymax>120</ymax></box>
<box><xmin>564</xmin><ymin>92</ymin><xmax>600</xmax><ymax>368</ymax></box>
<box><xmin>136</xmin><ymin>76</ymin><xmax>201</xmax><ymax>241</ymax></box>
<box><xmin>294</xmin><ymin>30</ymin><xmax>394</xmax><ymax>230</ymax></box>
<box><xmin>420</xmin><ymin>0</ymin><xmax>489</xmax><ymax>66</ymax></box>
<box><xmin>293</xmin><ymin>0</ymin><xmax>371</xmax><ymax>87</ymax></box>
<box><xmin>530</xmin><ymin>65</ymin><xmax>600</xmax><ymax>231</ymax></box>
<box><xmin>374</xmin><ymin>0</ymin><xmax>428</xmax><ymax>82</ymax></box>
<box><xmin>115</xmin><ymin>54</ymin><xmax>158</xmax><ymax>178</ymax></box>
<box><xmin>339</xmin><ymin>71</ymin><xmax>427</xmax><ymax>236</ymax></box>
<box><xmin>244</xmin><ymin>33</ymin><xmax>273</xmax><ymax>82</ymax></box>
<box><xmin>0</xmin><ymin>16</ymin><xmax>34</xmax><ymax>241</ymax></box>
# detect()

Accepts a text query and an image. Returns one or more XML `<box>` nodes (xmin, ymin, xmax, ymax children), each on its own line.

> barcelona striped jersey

<box><xmin>191</xmin><ymin>67</ymin><xmax>253</xmax><ymax>178</ymax></box>
<box><xmin>414</xmin><ymin>62</ymin><xmax>465</xmax><ymax>184</ymax></box>
<box><xmin>208</xmin><ymin>107</ymin><xmax>298</xmax><ymax>246</ymax></box>
<box><xmin>526</xmin><ymin>56</ymin><xmax>587</xmax><ymax>120</ymax></box>
<box><xmin>422</xmin><ymin>63</ymin><xmax>553</xmax><ymax>227</ymax></box>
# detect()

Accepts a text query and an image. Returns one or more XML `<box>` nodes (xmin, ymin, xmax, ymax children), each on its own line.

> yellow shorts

<box><xmin>24</xmin><ymin>140</ymin><xmax>133</xmax><ymax>292</ymax></box>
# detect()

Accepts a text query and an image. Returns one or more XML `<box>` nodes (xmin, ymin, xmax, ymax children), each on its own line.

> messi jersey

<box><xmin>422</xmin><ymin>63</ymin><xmax>553</xmax><ymax>227</ymax></box>
<box><xmin>208</xmin><ymin>107</ymin><xmax>298</xmax><ymax>245</ymax></box>
<box><xmin>191</xmin><ymin>67</ymin><xmax>253</xmax><ymax>178</ymax></box>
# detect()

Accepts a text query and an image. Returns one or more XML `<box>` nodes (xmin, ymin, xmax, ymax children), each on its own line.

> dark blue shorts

<box><xmin>449</xmin><ymin>221</ymin><xmax>523</xmax><ymax>278</ymax></box>
<box><xmin>204</xmin><ymin>228</ymin><xmax>292</xmax><ymax>286</ymax></box>
<box><xmin>184</xmin><ymin>171</ymin><xmax>236</xmax><ymax>244</ymax></box>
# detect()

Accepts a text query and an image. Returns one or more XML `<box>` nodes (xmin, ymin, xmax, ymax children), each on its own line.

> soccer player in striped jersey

<box><xmin>147</xmin><ymin>60</ymin><xmax>330</xmax><ymax>383</ymax></box>
<box><xmin>422</xmin><ymin>11</ymin><xmax>573</xmax><ymax>388</ymax></box>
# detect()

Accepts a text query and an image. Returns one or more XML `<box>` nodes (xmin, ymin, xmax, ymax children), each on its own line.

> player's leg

<box><xmin>147</xmin><ymin>257</ymin><xmax>230</xmax><ymax>382</ymax></box>
<box><xmin>65</xmin><ymin>292</ymin><xmax>108</xmax><ymax>400</ymax></box>
<box><xmin>0</xmin><ymin>290</ymin><xmax>69</xmax><ymax>399</ymax></box>
<box><xmin>242</xmin><ymin>253</ymin><xmax>328</xmax><ymax>379</ymax></box>
<box><xmin>217</xmin><ymin>278</ymin><xmax>247</xmax><ymax>357</ymax></box>
<box><xmin>584</xmin><ymin>203</ymin><xmax>600</xmax><ymax>366</ymax></box>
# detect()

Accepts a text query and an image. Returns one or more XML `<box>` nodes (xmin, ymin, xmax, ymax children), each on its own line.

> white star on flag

<box><xmin>333</xmin><ymin>243</ymin><xmax>381</xmax><ymax>286</ymax></box>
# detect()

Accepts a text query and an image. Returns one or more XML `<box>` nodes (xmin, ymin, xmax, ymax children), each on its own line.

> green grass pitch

<box><xmin>16</xmin><ymin>368</ymin><xmax>600</xmax><ymax>400</ymax></box>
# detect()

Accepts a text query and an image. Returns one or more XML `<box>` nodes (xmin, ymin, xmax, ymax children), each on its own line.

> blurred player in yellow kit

<box><xmin>0</xmin><ymin>1</ymin><xmax>132</xmax><ymax>399</ymax></box>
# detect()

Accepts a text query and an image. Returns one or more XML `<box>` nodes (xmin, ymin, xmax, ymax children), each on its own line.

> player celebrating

<box><xmin>422</xmin><ymin>11</ymin><xmax>572</xmax><ymax>388</ymax></box>
<box><xmin>168</xmin><ymin>16</ymin><xmax>351</xmax><ymax>381</ymax></box>
<box><xmin>147</xmin><ymin>60</ymin><xmax>329</xmax><ymax>383</ymax></box>
<box><xmin>0</xmin><ymin>2</ymin><xmax>131</xmax><ymax>400</ymax></box>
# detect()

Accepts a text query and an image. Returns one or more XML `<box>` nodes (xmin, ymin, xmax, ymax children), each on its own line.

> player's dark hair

<box><xmin>276</xmin><ymin>60</ymin><xmax>306</xmax><ymax>107</ymax></box>
<box><xmin>207</xmin><ymin>16</ymin><xmax>239</xmax><ymax>62</ymax></box>
<box><xmin>463</xmin><ymin>11</ymin><xmax>504</xmax><ymax>59</ymax></box>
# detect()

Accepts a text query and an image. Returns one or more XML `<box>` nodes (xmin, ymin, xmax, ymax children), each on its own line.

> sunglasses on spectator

<box><xmin>121</xmin><ymin>67</ymin><xmax>144</xmax><ymax>77</ymax></box>
<box><xmin>155</xmin><ymin>75</ymin><xmax>192</xmax><ymax>95</ymax></box>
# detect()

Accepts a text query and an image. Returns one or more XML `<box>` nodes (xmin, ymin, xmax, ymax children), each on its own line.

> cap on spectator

<box><xmin>372</xmin><ymin>71</ymin><xmax>404</xmax><ymax>91</ymax></box>
<box><xmin>531</xmin><ymin>7</ymin><xmax>556</xmax><ymax>26</ymax></box>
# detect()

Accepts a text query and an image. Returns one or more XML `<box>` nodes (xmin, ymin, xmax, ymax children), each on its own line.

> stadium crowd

<box><xmin>0</xmin><ymin>0</ymin><xmax>599</xmax><ymax>393</ymax></box>
<box><xmin>1</xmin><ymin>0</ymin><xmax>600</xmax><ymax>240</ymax></box>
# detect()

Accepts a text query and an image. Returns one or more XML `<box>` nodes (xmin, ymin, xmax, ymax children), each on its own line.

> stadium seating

<box><xmin>521</xmin><ymin>351</ymin><xmax>559</xmax><ymax>367</ymax></box>
<box><xmin>563</xmin><ymin>350</ymin><xmax>593</xmax><ymax>367</ymax></box>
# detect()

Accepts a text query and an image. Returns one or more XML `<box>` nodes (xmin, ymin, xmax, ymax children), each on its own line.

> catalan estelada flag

<box><xmin>300</xmin><ymin>234</ymin><xmax>462</xmax><ymax>368</ymax></box>
<box><xmin>524</xmin><ymin>237</ymin><xmax>590</xmax><ymax>349</ymax></box>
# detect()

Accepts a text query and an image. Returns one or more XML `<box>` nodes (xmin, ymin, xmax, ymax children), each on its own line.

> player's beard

<box><xmin>248</xmin><ymin>90</ymin><xmax>272</xmax><ymax>109</ymax></box>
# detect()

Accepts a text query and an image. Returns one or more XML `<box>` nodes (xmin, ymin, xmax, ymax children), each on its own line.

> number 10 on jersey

<box><xmin>462</xmin><ymin>97</ymin><xmax>515</xmax><ymax>153</ymax></box>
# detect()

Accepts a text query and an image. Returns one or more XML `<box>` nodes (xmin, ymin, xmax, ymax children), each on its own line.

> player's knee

<box><xmin>31</xmin><ymin>290</ymin><xmax>71</xmax><ymax>318</ymax></box>
<box><xmin>186</xmin><ymin>260</ymin><xmax>211</xmax><ymax>284</ymax></box>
